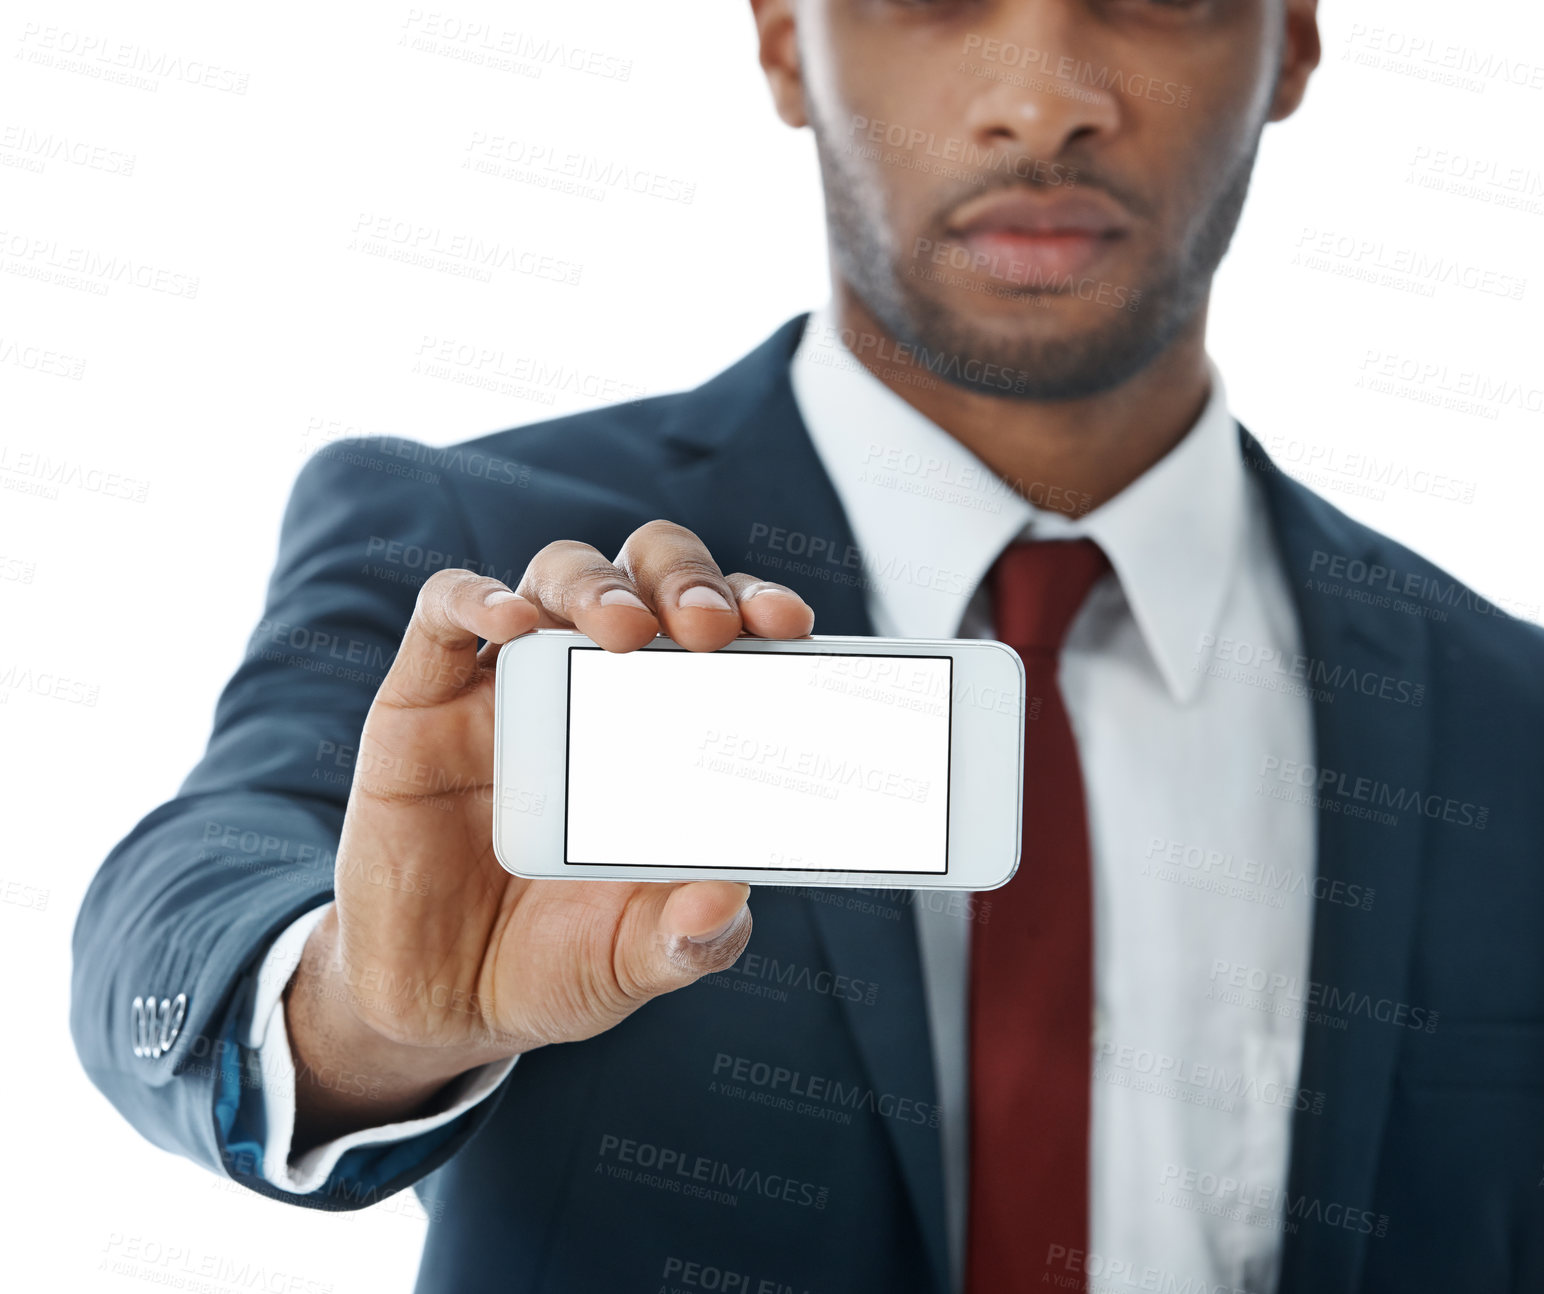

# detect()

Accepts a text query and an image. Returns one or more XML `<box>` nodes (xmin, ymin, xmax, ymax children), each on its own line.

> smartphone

<box><xmin>492</xmin><ymin>630</ymin><xmax>1025</xmax><ymax>889</ymax></box>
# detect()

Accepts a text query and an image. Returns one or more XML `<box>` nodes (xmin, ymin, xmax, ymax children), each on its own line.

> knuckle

<box><xmin>530</xmin><ymin>538</ymin><xmax>598</xmax><ymax>565</ymax></box>
<box><xmin>662</xmin><ymin>556</ymin><xmax>727</xmax><ymax>589</ymax></box>
<box><xmin>519</xmin><ymin>542</ymin><xmax>614</xmax><ymax>607</ymax></box>
<box><xmin>422</xmin><ymin>566</ymin><xmax>479</xmax><ymax>595</ymax></box>
<box><xmin>611</xmin><ymin>938</ymin><xmax>669</xmax><ymax>1003</ymax></box>
<box><xmin>635</xmin><ymin>518</ymin><xmax>699</xmax><ymax>546</ymax></box>
<box><xmin>617</xmin><ymin>519</ymin><xmax>702</xmax><ymax>565</ymax></box>
<box><xmin>416</xmin><ymin>567</ymin><xmax>484</xmax><ymax>619</ymax></box>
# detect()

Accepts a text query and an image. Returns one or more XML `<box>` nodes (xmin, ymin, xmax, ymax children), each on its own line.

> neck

<box><xmin>829</xmin><ymin>287</ymin><xmax>1213</xmax><ymax>517</ymax></box>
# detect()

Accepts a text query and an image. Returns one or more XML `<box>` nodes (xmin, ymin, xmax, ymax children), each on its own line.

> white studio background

<box><xmin>1</xmin><ymin>1</ymin><xmax>1540</xmax><ymax>1290</ymax></box>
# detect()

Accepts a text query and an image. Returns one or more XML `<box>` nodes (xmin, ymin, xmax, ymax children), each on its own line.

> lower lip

<box><xmin>947</xmin><ymin>229</ymin><xmax>1122</xmax><ymax>287</ymax></box>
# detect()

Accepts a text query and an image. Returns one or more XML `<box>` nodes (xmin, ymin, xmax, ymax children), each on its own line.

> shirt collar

<box><xmin>789</xmin><ymin>305</ymin><xmax>1245</xmax><ymax>704</ymax></box>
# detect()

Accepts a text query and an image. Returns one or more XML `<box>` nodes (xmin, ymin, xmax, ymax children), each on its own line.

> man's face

<box><xmin>788</xmin><ymin>0</ymin><xmax>1294</xmax><ymax>399</ymax></box>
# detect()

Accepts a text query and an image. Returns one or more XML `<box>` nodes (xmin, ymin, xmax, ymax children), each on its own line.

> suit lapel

<box><xmin>653</xmin><ymin>313</ymin><xmax>875</xmax><ymax>637</ymax></box>
<box><xmin>1244</xmin><ymin>428</ymin><xmax>1433</xmax><ymax>1294</ymax></box>
<box><xmin>657</xmin><ymin>314</ymin><xmax>951</xmax><ymax>1294</ymax></box>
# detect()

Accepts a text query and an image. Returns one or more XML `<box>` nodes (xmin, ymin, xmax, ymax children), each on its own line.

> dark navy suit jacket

<box><xmin>73</xmin><ymin>316</ymin><xmax>1544</xmax><ymax>1293</ymax></box>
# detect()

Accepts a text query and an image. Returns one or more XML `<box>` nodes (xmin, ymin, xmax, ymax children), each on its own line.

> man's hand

<box><xmin>284</xmin><ymin>520</ymin><xmax>815</xmax><ymax>1150</ymax></box>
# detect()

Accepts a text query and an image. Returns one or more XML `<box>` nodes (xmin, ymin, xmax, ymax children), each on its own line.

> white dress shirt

<box><xmin>250</xmin><ymin>307</ymin><xmax>1317</xmax><ymax>1294</ymax></box>
<box><xmin>242</xmin><ymin>905</ymin><xmax>515</xmax><ymax>1194</ymax></box>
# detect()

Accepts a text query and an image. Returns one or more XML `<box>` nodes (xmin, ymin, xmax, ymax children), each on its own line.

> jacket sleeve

<box><xmin>70</xmin><ymin>437</ymin><xmax>515</xmax><ymax>1209</ymax></box>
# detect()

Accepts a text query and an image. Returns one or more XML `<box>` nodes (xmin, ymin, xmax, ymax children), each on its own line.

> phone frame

<box><xmin>493</xmin><ymin>630</ymin><xmax>1025</xmax><ymax>890</ymax></box>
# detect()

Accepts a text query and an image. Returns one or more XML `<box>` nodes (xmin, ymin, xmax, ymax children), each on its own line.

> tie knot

<box><xmin>988</xmin><ymin>539</ymin><xmax>1111</xmax><ymax>655</ymax></box>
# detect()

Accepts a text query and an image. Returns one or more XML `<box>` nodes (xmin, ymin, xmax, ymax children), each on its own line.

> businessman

<box><xmin>74</xmin><ymin>3</ymin><xmax>1544</xmax><ymax>1292</ymax></box>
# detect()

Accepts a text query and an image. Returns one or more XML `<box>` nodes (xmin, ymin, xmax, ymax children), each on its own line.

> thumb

<box><xmin>617</xmin><ymin>881</ymin><xmax>753</xmax><ymax>998</ymax></box>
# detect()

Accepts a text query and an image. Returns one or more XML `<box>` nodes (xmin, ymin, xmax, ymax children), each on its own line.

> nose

<box><xmin>962</xmin><ymin>13</ymin><xmax>1123</xmax><ymax>167</ymax></box>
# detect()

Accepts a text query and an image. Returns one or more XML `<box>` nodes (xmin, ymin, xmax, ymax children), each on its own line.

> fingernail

<box><xmin>744</xmin><ymin>586</ymin><xmax>800</xmax><ymax>602</ymax></box>
<box><xmin>484</xmin><ymin>590</ymin><xmax>521</xmax><ymax>606</ymax></box>
<box><xmin>678</xmin><ymin>586</ymin><xmax>733</xmax><ymax>612</ymax></box>
<box><xmin>599</xmin><ymin>588</ymin><xmax>649</xmax><ymax>610</ymax></box>
<box><xmin>687</xmin><ymin>907</ymin><xmax>746</xmax><ymax>945</ymax></box>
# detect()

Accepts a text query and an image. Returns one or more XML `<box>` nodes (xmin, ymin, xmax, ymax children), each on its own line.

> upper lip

<box><xmin>946</xmin><ymin>190</ymin><xmax>1130</xmax><ymax>238</ymax></box>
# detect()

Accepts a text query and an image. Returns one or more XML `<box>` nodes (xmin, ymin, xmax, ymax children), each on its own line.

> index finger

<box><xmin>378</xmin><ymin>568</ymin><xmax>539</xmax><ymax>710</ymax></box>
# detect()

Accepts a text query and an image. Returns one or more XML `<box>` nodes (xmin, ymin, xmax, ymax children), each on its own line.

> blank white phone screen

<box><xmin>565</xmin><ymin>649</ymin><xmax>952</xmax><ymax>873</ymax></box>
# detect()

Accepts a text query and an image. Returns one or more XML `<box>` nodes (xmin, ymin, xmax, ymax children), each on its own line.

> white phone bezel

<box><xmin>493</xmin><ymin>631</ymin><xmax>1025</xmax><ymax>890</ymax></box>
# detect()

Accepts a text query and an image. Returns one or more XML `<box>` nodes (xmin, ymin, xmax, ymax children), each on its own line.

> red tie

<box><xmin>966</xmin><ymin>538</ymin><xmax>1112</xmax><ymax>1292</ymax></box>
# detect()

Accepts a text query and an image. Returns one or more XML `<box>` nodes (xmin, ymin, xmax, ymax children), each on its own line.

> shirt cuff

<box><xmin>245</xmin><ymin>902</ymin><xmax>519</xmax><ymax>1195</ymax></box>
